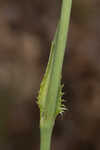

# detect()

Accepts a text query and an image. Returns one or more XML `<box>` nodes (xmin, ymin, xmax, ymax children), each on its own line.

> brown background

<box><xmin>0</xmin><ymin>0</ymin><xmax>100</xmax><ymax>149</ymax></box>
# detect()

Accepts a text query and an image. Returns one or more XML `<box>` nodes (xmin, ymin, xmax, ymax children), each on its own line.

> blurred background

<box><xmin>0</xmin><ymin>0</ymin><xmax>100</xmax><ymax>149</ymax></box>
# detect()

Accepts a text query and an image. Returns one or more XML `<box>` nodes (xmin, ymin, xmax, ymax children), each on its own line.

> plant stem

<box><xmin>39</xmin><ymin>0</ymin><xmax>72</xmax><ymax>150</ymax></box>
<box><xmin>40</xmin><ymin>118</ymin><xmax>54</xmax><ymax>150</ymax></box>
<box><xmin>44</xmin><ymin>0</ymin><xmax>72</xmax><ymax>120</ymax></box>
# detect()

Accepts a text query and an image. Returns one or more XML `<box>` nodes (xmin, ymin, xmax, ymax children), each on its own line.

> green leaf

<box><xmin>37</xmin><ymin>25</ymin><xmax>66</xmax><ymax>118</ymax></box>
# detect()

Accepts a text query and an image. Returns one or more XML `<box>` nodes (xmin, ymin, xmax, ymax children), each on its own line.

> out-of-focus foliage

<box><xmin>0</xmin><ymin>0</ymin><xmax>100</xmax><ymax>150</ymax></box>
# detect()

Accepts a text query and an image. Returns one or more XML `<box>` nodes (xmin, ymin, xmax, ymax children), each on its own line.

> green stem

<box><xmin>39</xmin><ymin>0</ymin><xmax>72</xmax><ymax>150</ymax></box>
<box><xmin>40</xmin><ymin>118</ymin><xmax>54</xmax><ymax>150</ymax></box>
<box><xmin>45</xmin><ymin>0</ymin><xmax>72</xmax><ymax>120</ymax></box>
